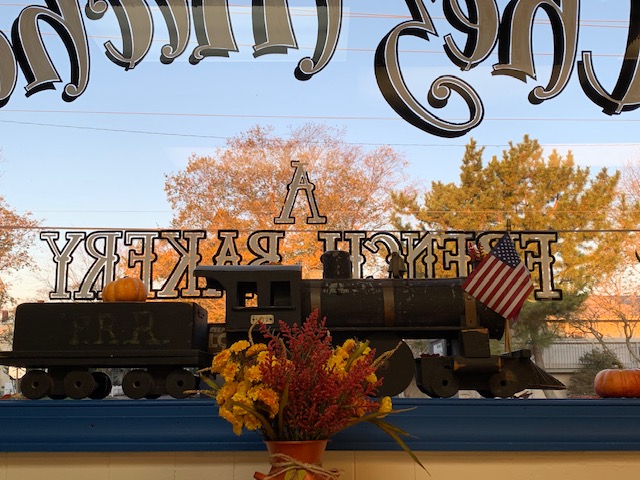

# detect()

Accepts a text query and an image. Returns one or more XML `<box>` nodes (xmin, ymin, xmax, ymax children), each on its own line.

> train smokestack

<box><xmin>321</xmin><ymin>250</ymin><xmax>352</xmax><ymax>279</ymax></box>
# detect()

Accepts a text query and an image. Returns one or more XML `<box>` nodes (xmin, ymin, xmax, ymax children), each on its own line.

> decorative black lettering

<box><xmin>374</xmin><ymin>0</ymin><xmax>484</xmax><ymax>138</ymax></box>
<box><xmin>442</xmin><ymin>0</ymin><xmax>499</xmax><ymax>71</ymax></box>
<box><xmin>157</xmin><ymin>0</ymin><xmax>191</xmax><ymax>64</ymax></box>
<box><xmin>0</xmin><ymin>33</ymin><xmax>17</xmax><ymax>107</ymax></box>
<box><xmin>85</xmin><ymin>0</ymin><xmax>153</xmax><ymax>70</ymax></box>
<box><xmin>362</xmin><ymin>233</ymin><xmax>403</xmax><ymax>272</ymax></box>
<box><xmin>213</xmin><ymin>230</ymin><xmax>242</xmax><ymax>266</ymax></box>
<box><xmin>247</xmin><ymin>230</ymin><xmax>286</xmax><ymax>264</ymax></box>
<box><xmin>41</xmin><ymin>231</ymin><xmax>86</xmax><ymax>300</ymax></box>
<box><xmin>493</xmin><ymin>0</ymin><xmax>579</xmax><ymax>104</ymax></box>
<box><xmin>343</xmin><ymin>231</ymin><xmax>366</xmax><ymax>278</ymax></box>
<box><xmin>253</xmin><ymin>0</ymin><xmax>297</xmax><ymax>57</ymax></box>
<box><xmin>317</xmin><ymin>230</ymin><xmax>342</xmax><ymax>252</ymax></box>
<box><xmin>11</xmin><ymin>0</ymin><xmax>89</xmax><ymax>100</ymax></box>
<box><xmin>274</xmin><ymin>161</ymin><xmax>327</xmax><ymax>224</ymax></box>
<box><xmin>432</xmin><ymin>231</ymin><xmax>470</xmax><ymax>277</ymax></box>
<box><xmin>401</xmin><ymin>231</ymin><xmax>438</xmax><ymax>279</ymax></box>
<box><xmin>578</xmin><ymin>1</ymin><xmax>640</xmax><ymax>114</ymax></box>
<box><xmin>295</xmin><ymin>0</ymin><xmax>342</xmax><ymax>80</ymax></box>
<box><xmin>124</xmin><ymin>231</ymin><xmax>158</xmax><ymax>296</ymax></box>
<box><xmin>157</xmin><ymin>230</ymin><xmax>206</xmax><ymax>298</ymax></box>
<box><xmin>75</xmin><ymin>231</ymin><xmax>123</xmax><ymax>300</ymax></box>
<box><xmin>190</xmin><ymin>0</ymin><xmax>238</xmax><ymax>63</ymax></box>
<box><xmin>519</xmin><ymin>232</ymin><xmax>562</xmax><ymax>300</ymax></box>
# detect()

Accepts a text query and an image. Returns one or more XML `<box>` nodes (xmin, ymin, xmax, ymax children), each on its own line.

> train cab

<box><xmin>195</xmin><ymin>264</ymin><xmax>303</xmax><ymax>343</ymax></box>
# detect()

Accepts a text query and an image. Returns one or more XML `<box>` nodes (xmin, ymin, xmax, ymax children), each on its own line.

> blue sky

<box><xmin>0</xmin><ymin>0</ymin><xmax>638</xmax><ymax>300</ymax></box>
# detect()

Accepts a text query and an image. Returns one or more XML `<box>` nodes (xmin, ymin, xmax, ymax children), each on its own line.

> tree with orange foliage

<box><xmin>158</xmin><ymin>124</ymin><xmax>411</xmax><ymax>319</ymax></box>
<box><xmin>0</xmin><ymin>195</ymin><xmax>38</xmax><ymax>308</ymax></box>
<box><xmin>163</xmin><ymin>124</ymin><xmax>409</xmax><ymax>266</ymax></box>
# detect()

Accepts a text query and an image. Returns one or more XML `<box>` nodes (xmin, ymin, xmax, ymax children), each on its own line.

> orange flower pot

<box><xmin>254</xmin><ymin>440</ymin><xmax>339</xmax><ymax>480</ymax></box>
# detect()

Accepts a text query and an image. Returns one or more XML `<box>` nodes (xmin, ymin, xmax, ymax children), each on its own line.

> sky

<box><xmin>0</xmin><ymin>0</ymin><xmax>639</xmax><ymax>302</ymax></box>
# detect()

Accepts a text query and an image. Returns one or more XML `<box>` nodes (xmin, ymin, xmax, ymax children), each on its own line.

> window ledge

<box><xmin>1</xmin><ymin>397</ymin><xmax>638</xmax><ymax>452</ymax></box>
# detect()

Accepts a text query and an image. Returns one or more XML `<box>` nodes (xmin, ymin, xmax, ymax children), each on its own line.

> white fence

<box><xmin>541</xmin><ymin>340</ymin><xmax>640</xmax><ymax>372</ymax></box>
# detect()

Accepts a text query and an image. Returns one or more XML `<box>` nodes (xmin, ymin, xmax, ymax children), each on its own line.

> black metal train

<box><xmin>196</xmin><ymin>250</ymin><xmax>564</xmax><ymax>399</ymax></box>
<box><xmin>0</xmin><ymin>250</ymin><xmax>564</xmax><ymax>400</ymax></box>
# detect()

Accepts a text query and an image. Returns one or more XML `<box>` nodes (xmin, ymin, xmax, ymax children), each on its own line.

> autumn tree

<box><xmin>160</xmin><ymin>124</ymin><xmax>411</xmax><ymax>317</ymax></box>
<box><xmin>0</xmin><ymin>195</ymin><xmax>39</xmax><ymax>309</ymax></box>
<box><xmin>565</xmin><ymin>272</ymin><xmax>640</xmax><ymax>364</ymax></box>
<box><xmin>555</xmin><ymin>157</ymin><xmax>640</xmax><ymax>358</ymax></box>
<box><xmin>391</xmin><ymin>135</ymin><xmax>633</xmax><ymax>367</ymax></box>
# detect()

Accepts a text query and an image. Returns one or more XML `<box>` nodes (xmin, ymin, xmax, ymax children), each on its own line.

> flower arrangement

<box><xmin>198</xmin><ymin>310</ymin><xmax>425</xmax><ymax>470</ymax></box>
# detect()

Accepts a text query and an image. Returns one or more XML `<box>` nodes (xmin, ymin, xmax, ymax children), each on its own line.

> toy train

<box><xmin>195</xmin><ymin>250</ymin><xmax>564</xmax><ymax>398</ymax></box>
<box><xmin>0</xmin><ymin>250</ymin><xmax>564</xmax><ymax>400</ymax></box>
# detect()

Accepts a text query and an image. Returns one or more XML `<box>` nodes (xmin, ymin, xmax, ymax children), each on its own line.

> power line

<box><xmin>1</xmin><ymin>117</ymin><xmax>640</xmax><ymax>149</ymax></box>
<box><xmin>0</xmin><ymin>2</ymin><xmax>632</xmax><ymax>29</ymax></box>
<box><xmin>3</xmin><ymin>225</ymin><xmax>640</xmax><ymax>234</ymax></box>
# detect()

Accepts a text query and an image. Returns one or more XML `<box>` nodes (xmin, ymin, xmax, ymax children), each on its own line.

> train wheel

<box><xmin>21</xmin><ymin>370</ymin><xmax>52</xmax><ymax>399</ymax></box>
<box><xmin>90</xmin><ymin>372</ymin><xmax>113</xmax><ymax>400</ymax></box>
<box><xmin>122</xmin><ymin>370</ymin><xmax>153</xmax><ymax>399</ymax></box>
<box><xmin>367</xmin><ymin>334</ymin><xmax>416</xmax><ymax>397</ymax></box>
<box><xmin>429</xmin><ymin>369</ymin><xmax>460</xmax><ymax>398</ymax></box>
<box><xmin>166</xmin><ymin>369</ymin><xmax>197</xmax><ymax>399</ymax></box>
<box><xmin>64</xmin><ymin>371</ymin><xmax>96</xmax><ymax>400</ymax></box>
<box><xmin>486</xmin><ymin>369</ymin><xmax>523</xmax><ymax>398</ymax></box>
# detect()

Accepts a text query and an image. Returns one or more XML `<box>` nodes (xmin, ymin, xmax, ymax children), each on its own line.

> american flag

<box><xmin>462</xmin><ymin>233</ymin><xmax>534</xmax><ymax>320</ymax></box>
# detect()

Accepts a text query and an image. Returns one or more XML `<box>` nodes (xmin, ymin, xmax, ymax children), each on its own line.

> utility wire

<box><xmin>3</xmin><ymin>225</ymin><xmax>640</xmax><ymax>234</ymax></box>
<box><xmin>1</xmin><ymin>117</ymin><xmax>639</xmax><ymax>149</ymax></box>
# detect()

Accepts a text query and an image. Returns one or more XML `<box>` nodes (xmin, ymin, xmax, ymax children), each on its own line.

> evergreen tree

<box><xmin>567</xmin><ymin>349</ymin><xmax>623</xmax><ymax>398</ymax></box>
<box><xmin>392</xmin><ymin>135</ymin><xmax>635</xmax><ymax>364</ymax></box>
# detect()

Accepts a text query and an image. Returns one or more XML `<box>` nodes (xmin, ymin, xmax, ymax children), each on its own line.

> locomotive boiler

<box><xmin>195</xmin><ymin>250</ymin><xmax>565</xmax><ymax>398</ymax></box>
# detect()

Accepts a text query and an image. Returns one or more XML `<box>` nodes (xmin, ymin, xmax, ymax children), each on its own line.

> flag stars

<box><xmin>491</xmin><ymin>236</ymin><xmax>521</xmax><ymax>268</ymax></box>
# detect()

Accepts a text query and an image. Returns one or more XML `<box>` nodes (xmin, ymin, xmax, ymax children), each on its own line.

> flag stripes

<box><xmin>463</xmin><ymin>233</ymin><xmax>534</xmax><ymax>320</ymax></box>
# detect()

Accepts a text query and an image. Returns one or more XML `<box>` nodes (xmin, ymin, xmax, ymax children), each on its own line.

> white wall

<box><xmin>1</xmin><ymin>451</ymin><xmax>639</xmax><ymax>480</ymax></box>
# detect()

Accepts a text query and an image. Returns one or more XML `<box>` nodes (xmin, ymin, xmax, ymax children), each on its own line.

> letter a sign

<box><xmin>274</xmin><ymin>161</ymin><xmax>327</xmax><ymax>225</ymax></box>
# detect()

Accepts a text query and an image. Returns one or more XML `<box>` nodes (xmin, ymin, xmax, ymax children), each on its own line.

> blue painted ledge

<box><xmin>1</xmin><ymin>397</ymin><xmax>639</xmax><ymax>452</ymax></box>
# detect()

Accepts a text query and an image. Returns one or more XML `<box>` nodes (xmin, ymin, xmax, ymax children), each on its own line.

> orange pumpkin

<box><xmin>594</xmin><ymin>368</ymin><xmax>640</xmax><ymax>398</ymax></box>
<box><xmin>102</xmin><ymin>276</ymin><xmax>148</xmax><ymax>302</ymax></box>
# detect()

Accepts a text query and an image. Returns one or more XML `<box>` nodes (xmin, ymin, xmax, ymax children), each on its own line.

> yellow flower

<box><xmin>219</xmin><ymin>406</ymin><xmax>243</xmax><ymax>436</ymax></box>
<box><xmin>379</xmin><ymin>396</ymin><xmax>393</xmax><ymax>416</ymax></box>
<box><xmin>365</xmin><ymin>373</ymin><xmax>378</xmax><ymax>384</ymax></box>
<box><xmin>248</xmin><ymin>385</ymin><xmax>280</xmax><ymax>417</ymax></box>
<box><xmin>216</xmin><ymin>382</ymin><xmax>237</xmax><ymax>406</ymax></box>
<box><xmin>246</xmin><ymin>343</ymin><xmax>268</xmax><ymax>357</ymax></box>
<box><xmin>221</xmin><ymin>361</ymin><xmax>240</xmax><ymax>382</ymax></box>
<box><xmin>229</xmin><ymin>340</ymin><xmax>251</xmax><ymax>353</ymax></box>
<box><xmin>244</xmin><ymin>364</ymin><xmax>263</xmax><ymax>383</ymax></box>
<box><xmin>256</xmin><ymin>350</ymin><xmax>270</xmax><ymax>366</ymax></box>
<box><xmin>341</xmin><ymin>339</ymin><xmax>356</xmax><ymax>352</ymax></box>
<box><xmin>211</xmin><ymin>349</ymin><xmax>231</xmax><ymax>373</ymax></box>
<box><xmin>243</xmin><ymin>413</ymin><xmax>262</xmax><ymax>431</ymax></box>
<box><xmin>326</xmin><ymin>352</ymin><xmax>347</xmax><ymax>373</ymax></box>
<box><xmin>234</xmin><ymin>380</ymin><xmax>249</xmax><ymax>399</ymax></box>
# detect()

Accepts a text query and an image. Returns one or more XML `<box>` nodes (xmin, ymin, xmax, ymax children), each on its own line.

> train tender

<box><xmin>0</xmin><ymin>301</ymin><xmax>210</xmax><ymax>400</ymax></box>
<box><xmin>195</xmin><ymin>250</ymin><xmax>565</xmax><ymax>398</ymax></box>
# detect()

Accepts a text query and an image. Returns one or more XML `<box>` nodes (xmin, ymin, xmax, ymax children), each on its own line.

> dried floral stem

<box><xmin>372</xmin><ymin>341</ymin><xmax>403</xmax><ymax>369</ymax></box>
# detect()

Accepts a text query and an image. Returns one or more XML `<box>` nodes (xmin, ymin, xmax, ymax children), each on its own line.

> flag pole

<box><xmin>504</xmin><ymin>219</ymin><xmax>512</xmax><ymax>353</ymax></box>
<box><xmin>504</xmin><ymin>316</ymin><xmax>512</xmax><ymax>353</ymax></box>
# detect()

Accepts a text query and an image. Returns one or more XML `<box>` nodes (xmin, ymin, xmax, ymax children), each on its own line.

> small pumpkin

<box><xmin>102</xmin><ymin>276</ymin><xmax>148</xmax><ymax>302</ymax></box>
<box><xmin>593</xmin><ymin>368</ymin><xmax>640</xmax><ymax>398</ymax></box>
